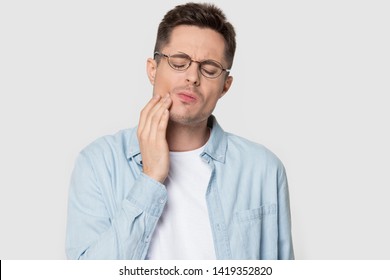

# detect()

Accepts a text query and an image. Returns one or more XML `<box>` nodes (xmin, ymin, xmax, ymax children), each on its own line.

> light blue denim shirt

<box><xmin>66</xmin><ymin>116</ymin><xmax>294</xmax><ymax>259</ymax></box>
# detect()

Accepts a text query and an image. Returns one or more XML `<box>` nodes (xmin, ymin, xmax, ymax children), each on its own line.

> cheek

<box><xmin>203</xmin><ymin>91</ymin><xmax>223</xmax><ymax>109</ymax></box>
<box><xmin>209</xmin><ymin>84</ymin><xmax>225</xmax><ymax>100</ymax></box>
<box><xmin>153</xmin><ymin>71</ymin><xmax>174</xmax><ymax>96</ymax></box>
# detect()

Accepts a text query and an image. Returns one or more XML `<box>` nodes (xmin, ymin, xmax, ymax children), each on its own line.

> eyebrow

<box><xmin>175</xmin><ymin>51</ymin><xmax>223</xmax><ymax>63</ymax></box>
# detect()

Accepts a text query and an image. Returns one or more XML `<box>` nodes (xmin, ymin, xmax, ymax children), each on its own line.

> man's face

<box><xmin>147</xmin><ymin>25</ymin><xmax>233</xmax><ymax>126</ymax></box>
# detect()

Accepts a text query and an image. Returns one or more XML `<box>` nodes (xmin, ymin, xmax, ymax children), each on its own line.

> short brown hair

<box><xmin>154</xmin><ymin>2</ymin><xmax>236</xmax><ymax>68</ymax></box>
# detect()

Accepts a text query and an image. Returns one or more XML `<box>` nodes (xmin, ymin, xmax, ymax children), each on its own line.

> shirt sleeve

<box><xmin>277</xmin><ymin>165</ymin><xmax>295</xmax><ymax>260</ymax></box>
<box><xmin>65</xmin><ymin>152</ymin><xmax>167</xmax><ymax>259</ymax></box>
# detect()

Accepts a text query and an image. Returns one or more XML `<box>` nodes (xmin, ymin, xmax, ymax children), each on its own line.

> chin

<box><xmin>169</xmin><ymin>111</ymin><xmax>209</xmax><ymax>127</ymax></box>
<box><xmin>169</xmin><ymin>113</ymin><xmax>194</xmax><ymax>125</ymax></box>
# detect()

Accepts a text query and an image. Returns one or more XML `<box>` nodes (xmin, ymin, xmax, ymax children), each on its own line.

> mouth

<box><xmin>176</xmin><ymin>91</ymin><xmax>198</xmax><ymax>103</ymax></box>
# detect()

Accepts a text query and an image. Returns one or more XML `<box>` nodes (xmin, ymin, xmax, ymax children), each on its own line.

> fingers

<box><xmin>137</xmin><ymin>94</ymin><xmax>172</xmax><ymax>183</ymax></box>
<box><xmin>156</xmin><ymin>109</ymin><xmax>170</xmax><ymax>140</ymax></box>
<box><xmin>138</xmin><ymin>95</ymin><xmax>161</xmax><ymax>132</ymax></box>
<box><xmin>138</xmin><ymin>94</ymin><xmax>172</xmax><ymax>139</ymax></box>
<box><xmin>148</xmin><ymin>95</ymin><xmax>172</xmax><ymax>140</ymax></box>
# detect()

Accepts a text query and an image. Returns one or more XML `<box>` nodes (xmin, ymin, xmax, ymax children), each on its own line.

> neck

<box><xmin>166</xmin><ymin>119</ymin><xmax>210</xmax><ymax>152</ymax></box>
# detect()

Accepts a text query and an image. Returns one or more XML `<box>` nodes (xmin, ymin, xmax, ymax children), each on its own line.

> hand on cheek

<box><xmin>137</xmin><ymin>94</ymin><xmax>172</xmax><ymax>184</ymax></box>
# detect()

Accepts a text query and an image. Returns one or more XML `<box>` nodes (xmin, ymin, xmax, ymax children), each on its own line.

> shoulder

<box><xmin>79</xmin><ymin>127</ymin><xmax>136</xmax><ymax>161</ymax></box>
<box><xmin>225</xmin><ymin>132</ymin><xmax>285</xmax><ymax>170</ymax></box>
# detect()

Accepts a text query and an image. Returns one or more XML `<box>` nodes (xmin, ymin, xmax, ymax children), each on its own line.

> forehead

<box><xmin>163</xmin><ymin>25</ymin><xmax>226</xmax><ymax>62</ymax></box>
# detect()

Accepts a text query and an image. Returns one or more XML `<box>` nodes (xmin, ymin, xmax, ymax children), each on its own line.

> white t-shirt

<box><xmin>146</xmin><ymin>144</ymin><xmax>215</xmax><ymax>259</ymax></box>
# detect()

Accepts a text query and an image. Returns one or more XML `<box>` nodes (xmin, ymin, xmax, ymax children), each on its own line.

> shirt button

<box><xmin>159</xmin><ymin>198</ymin><xmax>165</xmax><ymax>204</ymax></box>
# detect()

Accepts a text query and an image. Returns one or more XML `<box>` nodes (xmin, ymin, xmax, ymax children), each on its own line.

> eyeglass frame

<box><xmin>154</xmin><ymin>51</ymin><xmax>230</xmax><ymax>79</ymax></box>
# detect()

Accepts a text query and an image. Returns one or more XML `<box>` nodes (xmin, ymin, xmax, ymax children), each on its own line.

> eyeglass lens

<box><xmin>168</xmin><ymin>53</ymin><xmax>224</xmax><ymax>78</ymax></box>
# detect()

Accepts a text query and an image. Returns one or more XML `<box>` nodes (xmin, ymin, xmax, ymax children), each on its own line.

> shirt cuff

<box><xmin>126</xmin><ymin>173</ymin><xmax>167</xmax><ymax>217</ymax></box>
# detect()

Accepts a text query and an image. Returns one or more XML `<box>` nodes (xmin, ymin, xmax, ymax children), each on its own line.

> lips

<box><xmin>177</xmin><ymin>92</ymin><xmax>198</xmax><ymax>103</ymax></box>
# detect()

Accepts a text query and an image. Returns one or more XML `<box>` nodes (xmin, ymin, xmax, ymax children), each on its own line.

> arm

<box><xmin>66</xmin><ymin>94</ymin><xmax>173</xmax><ymax>259</ymax></box>
<box><xmin>66</xmin><ymin>152</ymin><xmax>167</xmax><ymax>259</ymax></box>
<box><xmin>277</xmin><ymin>166</ymin><xmax>295</xmax><ymax>259</ymax></box>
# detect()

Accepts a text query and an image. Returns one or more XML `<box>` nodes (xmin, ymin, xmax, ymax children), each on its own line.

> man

<box><xmin>66</xmin><ymin>2</ymin><xmax>294</xmax><ymax>260</ymax></box>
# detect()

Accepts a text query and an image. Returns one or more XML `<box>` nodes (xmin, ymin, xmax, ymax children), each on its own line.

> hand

<box><xmin>137</xmin><ymin>94</ymin><xmax>172</xmax><ymax>183</ymax></box>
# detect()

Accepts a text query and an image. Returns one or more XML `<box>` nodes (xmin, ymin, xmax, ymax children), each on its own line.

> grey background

<box><xmin>1</xmin><ymin>0</ymin><xmax>389</xmax><ymax>259</ymax></box>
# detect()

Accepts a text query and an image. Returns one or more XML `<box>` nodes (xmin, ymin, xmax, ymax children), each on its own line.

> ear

<box><xmin>220</xmin><ymin>75</ymin><xmax>233</xmax><ymax>98</ymax></box>
<box><xmin>146</xmin><ymin>58</ymin><xmax>157</xmax><ymax>85</ymax></box>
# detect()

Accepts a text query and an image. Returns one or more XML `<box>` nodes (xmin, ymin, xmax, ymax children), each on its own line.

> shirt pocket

<box><xmin>232</xmin><ymin>204</ymin><xmax>277</xmax><ymax>259</ymax></box>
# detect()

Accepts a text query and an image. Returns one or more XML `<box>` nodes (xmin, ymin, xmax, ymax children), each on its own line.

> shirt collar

<box><xmin>126</xmin><ymin>115</ymin><xmax>227</xmax><ymax>163</ymax></box>
<box><xmin>202</xmin><ymin>115</ymin><xmax>227</xmax><ymax>163</ymax></box>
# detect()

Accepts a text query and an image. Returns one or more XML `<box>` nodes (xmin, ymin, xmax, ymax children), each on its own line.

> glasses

<box><xmin>154</xmin><ymin>51</ymin><xmax>230</xmax><ymax>79</ymax></box>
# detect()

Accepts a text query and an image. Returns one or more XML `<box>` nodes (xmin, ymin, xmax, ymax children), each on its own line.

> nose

<box><xmin>185</xmin><ymin>62</ymin><xmax>201</xmax><ymax>86</ymax></box>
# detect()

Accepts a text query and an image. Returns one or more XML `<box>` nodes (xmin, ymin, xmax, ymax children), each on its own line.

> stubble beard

<box><xmin>168</xmin><ymin>108</ymin><xmax>211</xmax><ymax>128</ymax></box>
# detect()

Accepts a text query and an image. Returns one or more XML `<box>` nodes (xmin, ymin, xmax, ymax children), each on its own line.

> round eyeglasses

<box><xmin>154</xmin><ymin>51</ymin><xmax>230</xmax><ymax>79</ymax></box>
